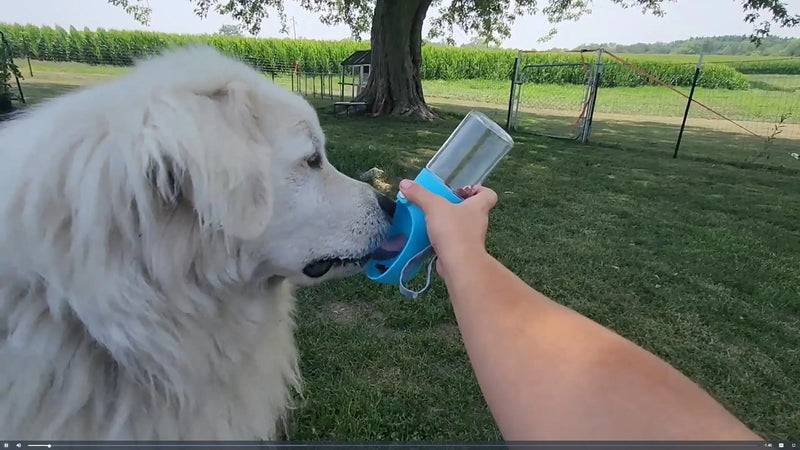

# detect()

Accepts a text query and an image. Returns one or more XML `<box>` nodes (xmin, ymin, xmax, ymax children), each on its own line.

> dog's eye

<box><xmin>306</xmin><ymin>152</ymin><xmax>322</xmax><ymax>169</ymax></box>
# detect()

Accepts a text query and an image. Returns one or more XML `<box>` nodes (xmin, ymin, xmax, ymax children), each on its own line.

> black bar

<box><xmin>5</xmin><ymin>440</ymin><xmax>774</xmax><ymax>449</ymax></box>
<box><xmin>674</xmin><ymin>65</ymin><xmax>701</xmax><ymax>159</ymax></box>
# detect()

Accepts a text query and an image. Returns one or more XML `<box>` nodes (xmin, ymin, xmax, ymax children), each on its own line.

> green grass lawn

<box><xmin>423</xmin><ymin>77</ymin><xmax>800</xmax><ymax>124</ymax></box>
<box><xmin>16</xmin><ymin>59</ymin><xmax>800</xmax><ymax>123</ymax></box>
<box><xmin>289</xmin><ymin>108</ymin><xmax>800</xmax><ymax>440</ymax></box>
<box><xmin>10</xmin><ymin>63</ymin><xmax>800</xmax><ymax>440</ymax></box>
<box><xmin>16</xmin><ymin>59</ymin><xmax>799</xmax><ymax>168</ymax></box>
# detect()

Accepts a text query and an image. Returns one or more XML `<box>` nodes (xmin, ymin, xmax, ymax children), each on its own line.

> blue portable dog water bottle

<box><xmin>366</xmin><ymin>110</ymin><xmax>514</xmax><ymax>297</ymax></box>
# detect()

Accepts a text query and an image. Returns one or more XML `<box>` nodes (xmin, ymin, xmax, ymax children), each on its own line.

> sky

<box><xmin>3</xmin><ymin>0</ymin><xmax>799</xmax><ymax>49</ymax></box>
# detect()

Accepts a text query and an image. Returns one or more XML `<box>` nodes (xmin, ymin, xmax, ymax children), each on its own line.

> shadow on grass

<box><xmin>590</xmin><ymin>117</ymin><xmax>800</xmax><ymax>170</ymax></box>
<box><xmin>503</xmin><ymin>108</ymin><xmax>800</xmax><ymax>173</ymax></box>
<box><xmin>418</xmin><ymin>100</ymin><xmax>800</xmax><ymax>173</ymax></box>
<box><xmin>311</xmin><ymin>104</ymin><xmax>463</xmax><ymax>191</ymax></box>
<box><xmin>295</xmin><ymin>106</ymin><xmax>800</xmax><ymax>441</ymax></box>
<box><xmin>17</xmin><ymin>82</ymin><xmax>84</xmax><ymax>107</ymax></box>
<box><xmin>14</xmin><ymin>77</ymin><xmax>800</xmax><ymax>441</ymax></box>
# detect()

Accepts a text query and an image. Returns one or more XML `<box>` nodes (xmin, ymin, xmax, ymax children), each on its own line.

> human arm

<box><xmin>398</xmin><ymin>179</ymin><xmax>760</xmax><ymax>441</ymax></box>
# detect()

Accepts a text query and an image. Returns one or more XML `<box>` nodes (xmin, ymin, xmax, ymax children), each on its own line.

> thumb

<box><xmin>399</xmin><ymin>179</ymin><xmax>447</xmax><ymax>213</ymax></box>
<box><xmin>466</xmin><ymin>185</ymin><xmax>499</xmax><ymax>212</ymax></box>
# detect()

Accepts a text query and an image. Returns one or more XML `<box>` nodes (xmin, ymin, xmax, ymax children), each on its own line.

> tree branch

<box><xmin>107</xmin><ymin>0</ymin><xmax>798</xmax><ymax>48</ymax></box>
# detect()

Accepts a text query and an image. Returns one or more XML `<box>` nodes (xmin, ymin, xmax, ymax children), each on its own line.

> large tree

<box><xmin>112</xmin><ymin>0</ymin><xmax>799</xmax><ymax>119</ymax></box>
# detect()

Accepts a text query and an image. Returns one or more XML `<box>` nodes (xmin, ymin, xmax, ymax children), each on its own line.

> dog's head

<box><xmin>134</xmin><ymin>47</ymin><xmax>393</xmax><ymax>288</ymax></box>
<box><xmin>0</xmin><ymin>47</ymin><xmax>399</xmax><ymax>400</ymax></box>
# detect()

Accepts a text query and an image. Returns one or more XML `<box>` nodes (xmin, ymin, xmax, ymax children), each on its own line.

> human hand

<box><xmin>398</xmin><ymin>178</ymin><xmax>498</xmax><ymax>279</ymax></box>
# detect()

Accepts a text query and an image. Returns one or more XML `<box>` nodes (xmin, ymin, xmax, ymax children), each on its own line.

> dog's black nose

<box><xmin>376</xmin><ymin>192</ymin><xmax>396</xmax><ymax>218</ymax></box>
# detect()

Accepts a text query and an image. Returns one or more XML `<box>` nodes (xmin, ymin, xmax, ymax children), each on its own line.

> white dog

<box><xmin>0</xmin><ymin>46</ymin><xmax>394</xmax><ymax>440</ymax></box>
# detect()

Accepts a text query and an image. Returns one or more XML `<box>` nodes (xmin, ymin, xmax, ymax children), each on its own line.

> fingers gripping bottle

<box><xmin>366</xmin><ymin>110</ymin><xmax>514</xmax><ymax>297</ymax></box>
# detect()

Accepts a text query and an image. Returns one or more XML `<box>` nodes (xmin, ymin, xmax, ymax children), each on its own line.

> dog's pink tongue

<box><xmin>371</xmin><ymin>234</ymin><xmax>407</xmax><ymax>261</ymax></box>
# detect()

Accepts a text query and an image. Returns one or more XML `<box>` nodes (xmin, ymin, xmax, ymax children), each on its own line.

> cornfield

<box><xmin>620</xmin><ymin>53</ymin><xmax>800</xmax><ymax>75</ymax></box>
<box><xmin>2</xmin><ymin>22</ymin><xmax>794</xmax><ymax>89</ymax></box>
<box><xmin>510</xmin><ymin>52</ymin><xmax>750</xmax><ymax>89</ymax></box>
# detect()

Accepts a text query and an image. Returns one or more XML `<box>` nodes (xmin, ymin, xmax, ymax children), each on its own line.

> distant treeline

<box><xmin>577</xmin><ymin>35</ymin><xmax>800</xmax><ymax>57</ymax></box>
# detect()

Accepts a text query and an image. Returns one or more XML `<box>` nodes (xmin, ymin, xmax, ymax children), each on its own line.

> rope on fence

<box><xmin>571</xmin><ymin>51</ymin><xmax>592</xmax><ymax>132</ymax></box>
<box><xmin>603</xmin><ymin>50</ymin><xmax>762</xmax><ymax>138</ymax></box>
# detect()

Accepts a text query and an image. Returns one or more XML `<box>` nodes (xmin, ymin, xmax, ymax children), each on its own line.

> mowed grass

<box><xmin>12</xmin><ymin>59</ymin><xmax>128</xmax><ymax>105</ymax></box>
<box><xmin>16</xmin><ymin>59</ymin><xmax>800</xmax><ymax>124</ymax></box>
<box><xmin>291</xmin><ymin>109</ymin><xmax>800</xmax><ymax>440</ymax></box>
<box><xmin>13</xmin><ymin>63</ymin><xmax>800</xmax><ymax>440</ymax></box>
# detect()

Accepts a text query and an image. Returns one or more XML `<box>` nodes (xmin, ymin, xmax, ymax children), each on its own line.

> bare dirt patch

<box><xmin>326</xmin><ymin>301</ymin><xmax>387</xmax><ymax>328</ymax></box>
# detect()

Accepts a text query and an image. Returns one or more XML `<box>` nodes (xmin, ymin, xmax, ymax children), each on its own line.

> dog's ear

<box><xmin>144</xmin><ymin>80</ymin><xmax>273</xmax><ymax>240</ymax></box>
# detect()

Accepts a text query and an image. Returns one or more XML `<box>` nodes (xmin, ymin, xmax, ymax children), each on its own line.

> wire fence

<box><xmin>9</xmin><ymin>45</ymin><xmax>800</xmax><ymax>169</ymax></box>
<box><xmin>504</xmin><ymin>50</ymin><xmax>800</xmax><ymax>168</ymax></box>
<box><xmin>13</xmin><ymin>49</ymin><xmax>360</xmax><ymax>103</ymax></box>
<box><xmin>231</xmin><ymin>57</ymin><xmax>363</xmax><ymax>101</ymax></box>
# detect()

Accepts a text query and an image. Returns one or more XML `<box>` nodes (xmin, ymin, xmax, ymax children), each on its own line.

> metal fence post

<box><xmin>505</xmin><ymin>50</ymin><xmax>521</xmax><ymax>131</ymax></box>
<box><xmin>581</xmin><ymin>49</ymin><xmax>603</xmax><ymax>144</ymax></box>
<box><xmin>674</xmin><ymin>54</ymin><xmax>703</xmax><ymax>159</ymax></box>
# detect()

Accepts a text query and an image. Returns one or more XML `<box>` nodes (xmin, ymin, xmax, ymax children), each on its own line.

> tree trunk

<box><xmin>353</xmin><ymin>0</ymin><xmax>436</xmax><ymax>120</ymax></box>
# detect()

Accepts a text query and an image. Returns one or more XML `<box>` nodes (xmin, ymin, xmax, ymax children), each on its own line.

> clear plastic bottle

<box><xmin>367</xmin><ymin>111</ymin><xmax>514</xmax><ymax>295</ymax></box>
<box><xmin>426</xmin><ymin>110</ymin><xmax>514</xmax><ymax>193</ymax></box>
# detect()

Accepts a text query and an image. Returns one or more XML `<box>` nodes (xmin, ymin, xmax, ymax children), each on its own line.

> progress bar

<box><xmin>1</xmin><ymin>442</ymin><xmax>794</xmax><ymax>449</ymax></box>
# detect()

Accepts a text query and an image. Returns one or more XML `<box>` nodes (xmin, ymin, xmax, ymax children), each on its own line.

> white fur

<box><xmin>0</xmin><ymin>46</ymin><xmax>391</xmax><ymax>440</ymax></box>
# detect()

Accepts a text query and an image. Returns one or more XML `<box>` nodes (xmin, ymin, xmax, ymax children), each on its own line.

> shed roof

<box><xmin>341</xmin><ymin>50</ymin><xmax>371</xmax><ymax>66</ymax></box>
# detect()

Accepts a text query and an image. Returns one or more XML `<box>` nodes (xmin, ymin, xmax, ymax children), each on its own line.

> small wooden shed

<box><xmin>340</xmin><ymin>50</ymin><xmax>371</xmax><ymax>97</ymax></box>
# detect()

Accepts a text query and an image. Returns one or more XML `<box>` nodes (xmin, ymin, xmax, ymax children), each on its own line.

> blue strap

<box><xmin>398</xmin><ymin>245</ymin><xmax>437</xmax><ymax>298</ymax></box>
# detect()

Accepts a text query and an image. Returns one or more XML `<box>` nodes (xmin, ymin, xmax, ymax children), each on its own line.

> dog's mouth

<box><xmin>302</xmin><ymin>254</ymin><xmax>372</xmax><ymax>278</ymax></box>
